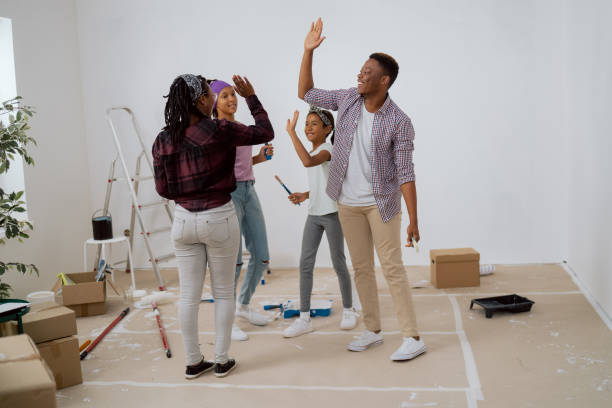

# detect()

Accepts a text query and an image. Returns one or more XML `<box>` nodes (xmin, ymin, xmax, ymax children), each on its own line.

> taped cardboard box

<box><xmin>430</xmin><ymin>248</ymin><xmax>480</xmax><ymax>288</ymax></box>
<box><xmin>1</xmin><ymin>302</ymin><xmax>76</xmax><ymax>343</ymax></box>
<box><xmin>67</xmin><ymin>302</ymin><xmax>106</xmax><ymax>317</ymax></box>
<box><xmin>37</xmin><ymin>335</ymin><xmax>82</xmax><ymax>390</ymax></box>
<box><xmin>53</xmin><ymin>272</ymin><xmax>107</xmax><ymax>317</ymax></box>
<box><xmin>0</xmin><ymin>334</ymin><xmax>56</xmax><ymax>408</ymax></box>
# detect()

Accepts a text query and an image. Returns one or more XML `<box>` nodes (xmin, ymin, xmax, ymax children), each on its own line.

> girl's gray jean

<box><xmin>299</xmin><ymin>212</ymin><xmax>352</xmax><ymax>312</ymax></box>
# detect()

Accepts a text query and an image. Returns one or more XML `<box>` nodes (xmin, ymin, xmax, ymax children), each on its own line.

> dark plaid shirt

<box><xmin>152</xmin><ymin>95</ymin><xmax>274</xmax><ymax>212</ymax></box>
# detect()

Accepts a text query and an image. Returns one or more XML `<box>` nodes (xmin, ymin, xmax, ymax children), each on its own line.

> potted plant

<box><xmin>0</xmin><ymin>97</ymin><xmax>38</xmax><ymax>299</ymax></box>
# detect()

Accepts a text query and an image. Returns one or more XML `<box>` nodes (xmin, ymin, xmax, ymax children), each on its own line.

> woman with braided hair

<box><xmin>152</xmin><ymin>74</ymin><xmax>274</xmax><ymax>378</ymax></box>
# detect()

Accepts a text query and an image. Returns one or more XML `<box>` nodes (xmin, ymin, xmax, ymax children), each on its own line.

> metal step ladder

<box><xmin>98</xmin><ymin>106</ymin><xmax>174</xmax><ymax>291</ymax></box>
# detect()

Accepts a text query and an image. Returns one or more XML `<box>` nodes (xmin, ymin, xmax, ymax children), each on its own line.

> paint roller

<box><xmin>263</xmin><ymin>299</ymin><xmax>333</xmax><ymax>318</ymax></box>
<box><xmin>152</xmin><ymin>302</ymin><xmax>171</xmax><ymax>358</ymax></box>
<box><xmin>136</xmin><ymin>291</ymin><xmax>175</xmax><ymax>358</ymax></box>
<box><xmin>80</xmin><ymin>307</ymin><xmax>129</xmax><ymax>360</ymax></box>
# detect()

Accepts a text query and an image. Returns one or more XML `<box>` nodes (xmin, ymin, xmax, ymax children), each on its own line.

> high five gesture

<box><xmin>304</xmin><ymin>18</ymin><xmax>326</xmax><ymax>51</ymax></box>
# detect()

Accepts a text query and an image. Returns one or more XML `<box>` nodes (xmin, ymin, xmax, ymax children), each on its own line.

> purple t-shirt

<box><xmin>234</xmin><ymin>145</ymin><xmax>255</xmax><ymax>181</ymax></box>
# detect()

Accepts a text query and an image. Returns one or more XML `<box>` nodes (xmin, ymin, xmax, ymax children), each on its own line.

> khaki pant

<box><xmin>338</xmin><ymin>204</ymin><xmax>418</xmax><ymax>338</ymax></box>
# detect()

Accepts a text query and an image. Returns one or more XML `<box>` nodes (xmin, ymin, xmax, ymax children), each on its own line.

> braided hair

<box><xmin>163</xmin><ymin>75</ymin><xmax>207</xmax><ymax>143</ymax></box>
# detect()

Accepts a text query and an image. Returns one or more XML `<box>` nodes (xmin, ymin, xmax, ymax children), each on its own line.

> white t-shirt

<box><xmin>307</xmin><ymin>142</ymin><xmax>337</xmax><ymax>216</ymax></box>
<box><xmin>339</xmin><ymin>104</ymin><xmax>376</xmax><ymax>206</ymax></box>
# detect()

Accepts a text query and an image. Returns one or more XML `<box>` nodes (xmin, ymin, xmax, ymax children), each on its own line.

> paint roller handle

<box><xmin>119</xmin><ymin>307</ymin><xmax>130</xmax><ymax>318</ymax></box>
<box><xmin>263</xmin><ymin>304</ymin><xmax>282</xmax><ymax>310</ymax></box>
<box><xmin>80</xmin><ymin>307</ymin><xmax>130</xmax><ymax>360</ymax></box>
<box><xmin>153</xmin><ymin>303</ymin><xmax>172</xmax><ymax>359</ymax></box>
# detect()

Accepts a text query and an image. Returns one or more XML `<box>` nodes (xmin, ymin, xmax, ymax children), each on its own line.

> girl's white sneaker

<box><xmin>283</xmin><ymin>317</ymin><xmax>313</xmax><ymax>338</ymax></box>
<box><xmin>340</xmin><ymin>309</ymin><xmax>359</xmax><ymax>330</ymax></box>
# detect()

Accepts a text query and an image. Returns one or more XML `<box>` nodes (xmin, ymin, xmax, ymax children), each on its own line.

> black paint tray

<box><xmin>470</xmin><ymin>294</ymin><xmax>534</xmax><ymax>318</ymax></box>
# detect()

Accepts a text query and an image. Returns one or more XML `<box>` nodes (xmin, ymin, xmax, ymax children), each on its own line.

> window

<box><xmin>0</xmin><ymin>17</ymin><xmax>28</xmax><ymax>232</ymax></box>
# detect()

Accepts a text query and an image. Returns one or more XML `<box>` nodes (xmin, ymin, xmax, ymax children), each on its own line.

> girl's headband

<box><xmin>308</xmin><ymin>105</ymin><xmax>333</xmax><ymax>128</ymax></box>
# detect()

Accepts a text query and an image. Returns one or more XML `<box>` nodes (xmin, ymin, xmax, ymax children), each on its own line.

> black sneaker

<box><xmin>214</xmin><ymin>359</ymin><xmax>237</xmax><ymax>378</ymax></box>
<box><xmin>185</xmin><ymin>359</ymin><xmax>215</xmax><ymax>379</ymax></box>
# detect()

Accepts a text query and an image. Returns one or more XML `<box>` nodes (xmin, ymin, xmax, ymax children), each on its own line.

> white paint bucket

<box><xmin>26</xmin><ymin>290</ymin><xmax>55</xmax><ymax>304</ymax></box>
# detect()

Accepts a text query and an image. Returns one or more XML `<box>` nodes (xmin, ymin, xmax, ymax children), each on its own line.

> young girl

<box><xmin>283</xmin><ymin>106</ymin><xmax>358</xmax><ymax>338</ymax></box>
<box><xmin>153</xmin><ymin>74</ymin><xmax>273</xmax><ymax>378</ymax></box>
<box><xmin>209</xmin><ymin>80</ymin><xmax>273</xmax><ymax>341</ymax></box>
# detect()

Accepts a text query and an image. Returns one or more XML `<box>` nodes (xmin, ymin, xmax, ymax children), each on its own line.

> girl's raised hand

<box><xmin>232</xmin><ymin>75</ymin><xmax>255</xmax><ymax>98</ymax></box>
<box><xmin>286</xmin><ymin>110</ymin><xmax>299</xmax><ymax>133</ymax></box>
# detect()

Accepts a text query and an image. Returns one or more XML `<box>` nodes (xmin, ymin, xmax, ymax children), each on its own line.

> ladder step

<box><xmin>150</xmin><ymin>253</ymin><xmax>175</xmax><ymax>264</ymax></box>
<box><xmin>132</xmin><ymin>175</ymin><xmax>154</xmax><ymax>182</ymax></box>
<box><xmin>138</xmin><ymin>200</ymin><xmax>167</xmax><ymax>209</ymax></box>
<box><xmin>141</xmin><ymin>226</ymin><xmax>171</xmax><ymax>236</ymax></box>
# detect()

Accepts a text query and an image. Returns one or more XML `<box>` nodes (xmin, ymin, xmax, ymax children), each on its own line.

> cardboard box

<box><xmin>0</xmin><ymin>334</ymin><xmax>56</xmax><ymax>408</ymax></box>
<box><xmin>67</xmin><ymin>302</ymin><xmax>106</xmax><ymax>317</ymax></box>
<box><xmin>430</xmin><ymin>248</ymin><xmax>480</xmax><ymax>288</ymax></box>
<box><xmin>53</xmin><ymin>272</ymin><xmax>107</xmax><ymax>317</ymax></box>
<box><xmin>37</xmin><ymin>336</ymin><xmax>83</xmax><ymax>390</ymax></box>
<box><xmin>1</xmin><ymin>302</ymin><xmax>76</xmax><ymax>343</ymax></box>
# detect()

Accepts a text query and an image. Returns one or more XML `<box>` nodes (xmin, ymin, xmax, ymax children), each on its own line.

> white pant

<box><xmin>173</xmin><ymin>201</ymin><xmax>240</xmax><ymax>365</ymax></box>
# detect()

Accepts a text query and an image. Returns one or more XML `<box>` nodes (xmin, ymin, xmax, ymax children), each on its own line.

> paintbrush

<box><xmin>274</xmin><ymin>175</ymin><xmax>300</xmax><ymax>206</ymax></box>
<box><xmin>411</xmin><ymin>237</ymin><xmax>420</xmax><ymax>252</ymax></box>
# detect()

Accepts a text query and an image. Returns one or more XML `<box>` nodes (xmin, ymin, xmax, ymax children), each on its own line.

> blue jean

<box><xmin>231</xmin><ymin>181</ymin><xmax>270</xmax><ymax>305</ymax></box>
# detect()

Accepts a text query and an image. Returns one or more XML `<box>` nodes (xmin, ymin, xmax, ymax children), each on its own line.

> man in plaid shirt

<box><xmin>298</xmin><ymin>18</ymin><xmax>426</xmax><ymax>361</ymax></box>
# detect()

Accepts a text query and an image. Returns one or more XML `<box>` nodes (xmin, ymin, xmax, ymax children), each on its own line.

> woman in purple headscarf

<box><xmin>209</xmin><ymin>80</ymin><xmax>274</xmax><ymax>342</ymax></box>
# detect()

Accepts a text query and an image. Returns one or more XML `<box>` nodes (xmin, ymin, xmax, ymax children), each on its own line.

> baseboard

<box><xmin>561</xmin><ymin>261</ymin><xmax>612</xmax><ymax>331</ymax></box>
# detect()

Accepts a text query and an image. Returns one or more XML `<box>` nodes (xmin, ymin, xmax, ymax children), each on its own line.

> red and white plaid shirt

<box><xmin>304</xmin><ymin>87</ymin><xmax>415</xmax><ymax>223</ymax></box>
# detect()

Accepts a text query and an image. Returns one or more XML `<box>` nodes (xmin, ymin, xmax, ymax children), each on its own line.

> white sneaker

<box><xmin>283</xmin><ymin>317</ymin><xmax>313</xmax><ymax>338</ymax></box>
<box><xmin>347</xmin><ymin>330</ymin><xmax>384</xmax><ymax>351</ymax></box>
<box><xmin>390</xmin><ymin>337</ymin><xmax>427</xmax><ymax>361</ymax></box>
<box><xmin>231</xmin><ymin>324</ymin><xmax>248</xmax><ymax>341</ymax></box>
<box><xmin>340</xmin><ymin>309</ymin><xmax>359</xmax><ymax>330</ymax></box>
<box><xmin>236</xmin><ymin>305</ymin><xmax>270</xmax><ymax>326</ymax></box>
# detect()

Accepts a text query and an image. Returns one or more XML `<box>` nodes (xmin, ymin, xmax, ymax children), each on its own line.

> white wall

<box><xmin>3</xmin><ymin>0</ymin><xmax>608</xmax><ymax>326</ymax></box>
<box><xmin>0</xmin><ymin>0</ymin><xmax>92</xmax><ymax>298</ymax></box>
<box><xmin>564</xmin><ymin>0</ymin><xmax>612</xmax><ymax>321</ymax></box>
<box><xmin>74</xmin><ymin>0</ymin><xmax>569</xmax><ymax>270</ymax></box>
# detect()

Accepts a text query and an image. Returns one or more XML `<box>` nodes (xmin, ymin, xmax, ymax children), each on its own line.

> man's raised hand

<box><xmin>304</xmin><ymin>17</ymin><xmax>326</xmax><ymax>52</ymax></box>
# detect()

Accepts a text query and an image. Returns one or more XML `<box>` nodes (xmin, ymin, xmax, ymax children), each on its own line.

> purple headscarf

<box><xmin>209</xmin><ymin>80</ymin><xmax>233</xmax><ymax>110</ymax></box>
